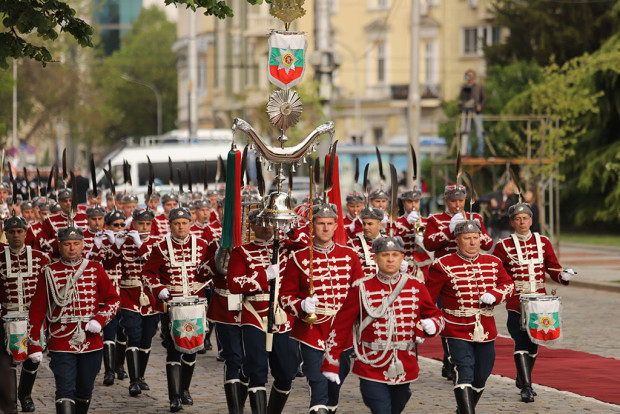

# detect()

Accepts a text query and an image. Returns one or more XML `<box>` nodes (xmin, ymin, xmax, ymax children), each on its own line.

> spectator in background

<box><xmin>457</xmin><ymin>70</ymin><xmax>487</xmax><ymax>157</ymax></box>
<box><xmin>73</xmin><ymin>167</ymin><xmax>90</xmax><ymax>204</ymax></box>
<box><xmin>478</xmin><ymin>181</ymin><xmax>518</xmax><ymax>251</ymax></box>
<box><xmin>524</xmin><ymin>189</ymin><xmax>540</xmax><ymax>233</ymax></box>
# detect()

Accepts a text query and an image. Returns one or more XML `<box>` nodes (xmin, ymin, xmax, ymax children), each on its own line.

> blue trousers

<box><xmin>49</xmin><ymin>351</ymin><xmax>102</xmax><ymax>400</ymax></box>
<box><xmin>446</xmin><ymin>338</ymin><xmax>495</xmax><ymax>388</ymax></box>
<box><xmin>300</xmin><ymin>344</ymin><xmax>351</xmax><ymax>410</ymax></box>
<box><xmin>359</xmin><ymin>379</ymin><xmax>411</xmax><ymax>414</ymax></box>
<box><xmin>120</xmin><ymin>310</ymin><xmax>159</xmax><ymax>349</ymax></box>
<box><xmin>241</xmin><ymin>325</ymin><xmax>299</xmax><ymax>390</ymax></box>
<box><xmin>216</xmin><ymin>322</ymin><xmax>245</xmax><ymax>381</ymax></box>
<box><xmin>102</xmin><ymin>310</ymin><xmax>126</xmax><ymax>343</ymax></box>
<box><xmin>507</xmin><ymin>310</ymin><xmax>538</xmax><ymax>354</ymax></box>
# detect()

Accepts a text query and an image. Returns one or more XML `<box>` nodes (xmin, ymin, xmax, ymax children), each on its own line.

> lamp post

<box><xmin>121</xmin><ymin>73</ymin><xmax>162</xmax><ymax>137</ymax></box>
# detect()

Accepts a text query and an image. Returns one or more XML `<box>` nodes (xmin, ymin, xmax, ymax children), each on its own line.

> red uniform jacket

<box><xmin>39</xmin><ymin>212</ymin><xmax>88</xmax><ymax>256</ymax></box>
<box><xmin>227</xmin><ymin>238</ymin><xmax>294</xmax><ymax>334</ymax></box>
<box><xmin>142</xmin><ymin>235</ymin><xmax>210</xmax><ymax>312</ymax></box>
<box><xmin>27</xmin><ymin>258</ymin><xmax>120</xmax><ymax>353</ymax></box>
<box><xmin>322</xmin><ymin>272</ymin><xmax>444</xmax><ymax>384</ymax></box>
<box><xmin>423</xmin><ymin>211</ymin><xmax>492</xmax><ymax>259</ymax></box>
<box><xmin>103</xmin><ymin>235</ymin><xmax>160</xmax><ymax>316</ymax></box>
<box><xmin>426</xmin><ymin>252</ymin><xmax>514</xmax><ymax>342</ymax></box>
<box><xmin>493</xmin><ymin>233</ymin><xmax>566</xmax><ymax>312</ymax></box>
<box><xmin>201</xmin><ymin>240</ymin><xmax>239</xmax><ymax>325</ymax></box>
<box><xmin>280</xmin><ymin>242</ymin><xmax>363</xmax><ymax>350</ymax></box>
<box><xmin>25</xmin><ymin>222</ymin><xmax>44</xmax><ymax>248</ymax></box>
<box><xmin>0</xmin><ymin>247</ymin><xmax>49</xmax><ymax>317</ymax></box>
<box><xmin>153</xmin><ymin>214</ymin><xmax>170</xmax><ymax>236</ymax></box>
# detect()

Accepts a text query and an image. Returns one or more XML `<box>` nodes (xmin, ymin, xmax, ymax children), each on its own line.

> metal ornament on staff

<box><xmin>304</xmin><ymin>164</ymin><xmax>318</xmax><ymax>326</ymax></box>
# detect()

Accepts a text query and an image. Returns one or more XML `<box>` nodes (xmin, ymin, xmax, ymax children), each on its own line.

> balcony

<box><xmin>389</xmin><ymin>83</ymin><xmax>441</xmax><ymax>100</ymax></box>
<box><xmin>245</xmin><ymin>14</ymin><xmax>280</xmax><ymax>38</ymax></box>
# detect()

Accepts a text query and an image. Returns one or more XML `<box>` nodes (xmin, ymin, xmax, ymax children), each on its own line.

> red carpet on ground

<box><xmin>418</xmin><ymin>335</ymin><xmax>620</xmax><ymax>405</ymax></box>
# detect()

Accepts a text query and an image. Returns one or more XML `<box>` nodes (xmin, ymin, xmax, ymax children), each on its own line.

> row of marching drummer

<box><xmin>0</xmin><ymin>154</ymin><xmax>576</xmax><ymax>414</ymax></box>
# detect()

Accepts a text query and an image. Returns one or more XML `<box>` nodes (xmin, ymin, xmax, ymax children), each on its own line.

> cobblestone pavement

<box><xmin>22</xmin><ymin>243</ymin><xmax>620</xmax><ymax>413</ymax></box>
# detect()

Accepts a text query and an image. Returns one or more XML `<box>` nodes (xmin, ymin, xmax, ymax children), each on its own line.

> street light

<box><xmin>120</xmin><ymin>73</ymin><xmax>162</xmax><ymax>137</ymax></box>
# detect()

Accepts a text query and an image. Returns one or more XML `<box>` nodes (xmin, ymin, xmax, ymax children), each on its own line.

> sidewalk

<box><xmin>557</xmin><ymin>241</ymin><xmax>620</xmax><ymax>292</ymax></box>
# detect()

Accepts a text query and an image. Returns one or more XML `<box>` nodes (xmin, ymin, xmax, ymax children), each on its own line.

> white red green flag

<box><xmin>525</xmin><ymin>298</ymin><xmax>562</xmax><ymax>345</ymax></box>
<box><xmin>267</xmin><ymin>32</ymin><xmax>307</xmax><ymax>90</ymax></box>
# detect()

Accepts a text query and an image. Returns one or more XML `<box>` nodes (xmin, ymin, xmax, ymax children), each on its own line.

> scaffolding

<box><xmin>431</xmin><ymin>114</ymin><xmax>561</xmax><ymax>247</ymax></box>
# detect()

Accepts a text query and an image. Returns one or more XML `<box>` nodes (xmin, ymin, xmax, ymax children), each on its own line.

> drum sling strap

<box><xmin>166</xmin><ymin>235</ymin><xmax>197</xmax><ymax>298</ymax></box>
<box><xmin>4</xmin><ymin>246</ymin><xmax>32</xmax><ymax>314</ymax></box>
<box><xmin>511</xmin><ymin>233</ymin><xmax>544</xmax><ymax>293</ymax></box>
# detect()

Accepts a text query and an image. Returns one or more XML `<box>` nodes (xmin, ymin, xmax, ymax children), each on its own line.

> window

<box><xmin>462</xmin><ymin>26</ymin><xmax>503</xmax><ymax>56</ymax></box>
<box><xmin>369</xmin><ymin>0</ymin><xmax>389</xmax><ymax>10</ymax></box>
<box><xmin>423</xmin><ymin>40</ymin><xmax>437</xmax><ymax>85</ymax></box>
<box><xmin>197</xmin><ymin>57</ymin><xmax>207</xmax><ymax>97</ymax></box>
<box><xmin>373</xmin><ymin>127</ymin><xmax>384</xmax><ymax>144</ymax></box>
<box><xmin>376</xmin><ymin>42</ymin><xmax>386</xmax><ymax>83</ymax></box>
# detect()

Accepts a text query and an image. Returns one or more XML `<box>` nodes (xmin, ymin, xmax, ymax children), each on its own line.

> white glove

<box><xmin>93</xmin><ymin>233</ymin><xmax>105</xmax><ymax>249</ymax></box>
<box><xmin>420</xmin><ymin>318</ymin><xmax>437</xmax><ymax>335</ymax></box>
<box><xmin>449</xmin><ymin>213</ymin><xmax>465</xmax><ymax>234</ymax></box>
<box><xmin>381</xmin><ymin>214</ymin><xmax>388</xmax><ymax>227</ymax></box>
<box><xmin>480</xmin><ymin>292</ymin><xmax>496</xmax><ymax>305</ymax></box>
<box><xmin>301</xmin><ymin>296</ymin><xmax>319</xmax><ymax>314</ymax></box>
<box><xmin>84</xmin><ymin>319</ymin><xmax>102</xmax><ymax>334</ymax></box>
<box><xmin>348</xmin><ymin>217</ymin><xmax>358</xmax><ymax>233</ymax></box>
<box><xmin>560</xmin><ymin>268</ymin><xmax>576</xmax><ymax>281</ymax></box>
<box><xmin>415</xmin><ymin>336</ymin><xmax>426</xmax><ymax>344</ymax></box>
<box><xmin>266</xmin><ymin>264</ymin><xmax>280</xmax><ymax>281</ymax></box>
<box><xmin>104</xmin><ymin>229</ymin><xmax>115</xmax><ymax>242</ymax></box>
<box><xmin>399</xmin><ymin>260</ymin><xmax>408</xmax><ymax>273</ymax></box>
<box><xmin>322</xmin><ymin>371</ymin><xmax>341</xmax><ymax>385</ymax></box>
<box><xmin>114</xmin><ymin>231</ymin><xmax>128</xmax><ymax>248</ymax></box>
<box><xmin>158</xmin><ymin>288</ymin><xmax>170</xmax><ymax>301</ymax></box>
<box><xmin>28</xmin><ymin>352</ymin><xmax>43</xmax><ymax>364</ymax></box>
<box><xmin>407</xmin><ymin>210</ymin><xmax>420</xmax><ymax>225</ymax></box>
<box><xmin>281</xmin><ymin>222</ymin><xmax>291</xmax><ymax>235</ymax></box>
<box><xmin>128</xmin><ymin>230</ymin><xmax>142</xmax><ymax>248</ymax></box>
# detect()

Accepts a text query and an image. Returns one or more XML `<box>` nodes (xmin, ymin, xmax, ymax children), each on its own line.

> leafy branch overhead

<box><xmin>0</xmin><ymin>0</ymin><xmax>271</xmax><ymax>68</ymax></box>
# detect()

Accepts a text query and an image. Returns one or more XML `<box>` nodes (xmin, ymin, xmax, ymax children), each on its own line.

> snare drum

<box><xmin>3</xmin><ymin>312</ymin><xmax>38</xmax><ymax>364</ymax></box>
<box><xmin>519</xmin><ymin>294</ymin><xmax>562</xmax><ymax>345</ymax></box>
<box><xmin>168</xmin><ymin>297</ymin><xmax>208</xmax><ymax>354</ymax></box>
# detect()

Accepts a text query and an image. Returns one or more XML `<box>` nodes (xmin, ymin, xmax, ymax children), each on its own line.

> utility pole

<box><xmin>188</xmin><ymin>10</ymin><xmax>198</xmax><ymax>142</ymax></box>
<box><xmin>407</xmin><ymin>0</ymin><xmax>421</xmax><ymax>189</ymax></box>
<box><xmin>12</xmin><ymin>59</ymin><xmax>18</xmax><ymax>148</ymax></box>
<box><xmin>313</xmin><ymin>0</ymin><xmax>336</xmax><ymax>120</ymax></box>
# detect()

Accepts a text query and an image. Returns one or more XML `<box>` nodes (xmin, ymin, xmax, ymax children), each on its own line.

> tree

<box><xmin>94</xmin><ymin>6</ymin><xmax>177</xmax><ymax>140</ymax></box>
<box><xmin>0</xmin><ymin>0</ymin><xmax>272</xmax><ymax>69</ymax></box>
<box><xmin>486</xmin><ymin>0</ymin><xmax>620</xmax><ymax>67</ymax></box>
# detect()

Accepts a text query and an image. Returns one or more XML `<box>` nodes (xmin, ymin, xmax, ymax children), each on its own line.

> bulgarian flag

<box><xmin>526</xmin><ymin>299</ymin><xmax>562</xmax><ymax>345</ymax></box>
<box><xmin>267</xmin><ymin>32</ymin><xmax>307</xmax><ymax>90</ymax></box>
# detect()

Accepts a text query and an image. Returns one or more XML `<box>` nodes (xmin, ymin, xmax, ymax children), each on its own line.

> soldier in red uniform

<box><xmin>227</xmin><ymin>210</ymin><xmax>298</xmax><ymax>414</ymax></box>
<box><xmin>27</xmin><ymin>225</ymin><xmax>120</xmax><ymax>414</ymax></box>
<box><xmin>25</xmin><ymin>199</ymin><xmax>49</xmax><ymax>248</ymax></box>
<box><xmin>280</xmin><ymin>203</ymin><xmax>364</xmax><ymax>414</ymax></box>
<box><xmin>142</xmin><ymin>206</ymin><xmax>210</xmax><ymax>413</ymax></box>
<box><xmin>321</xmin><ymin>236</ymin><xmax>444</xmax><ymax>414</ymax></box>
<box><xmin>39</xmin><ymin>188</ymin><xmax>88</xmax><ymax>257</ymax></box>
<box><xmin>20</xmin><ymin>200</ymin><xmax>35</xmax><ymax>225</ymax></box>
<box><xmin>426</xmin><ymin>220</ymin><xmax>514</xmax><ymax>414</ymax></box>
<box><xmin>0</xmin><ymin>216</ymin><xmax>49</xmax><ymax>413</ymax></box>
<box><xmin>493</xmin><ymin>202</ymin><xmax>575</xmax><ymax>403</ymax></box>
<box><xmin>347</xmin><ymin>207</ymin><xmax>387</xmax><ymax>277</ymax></box>
<box><xmin>424</xmin><ymin>185</ymin><xmax>493</xmax><ymax>380</ymax></box>
<box><xmin>103</xmin><ymin>208</ymin><xmax>160</xmax><ymax>398</ymax></box>
<box><xmin>189</xmin><ymin>199</ymin><xmax>211</xmax><ymax>238</ymax></box>
<box><xmin>153</xmin><ymin>193</ymin><xmax>179</xmax><ymax>236</ymax></box>
<box><xmin>368</xmin><ymin>189</ymin><xmax>389</xmax><ymax>229</ymax></box>
<box><xmin>82</xmin><ymin>206</ymin><xmax>106</xmax><ymax>254</ymax></box>
<box><xmin>394</xmin><ymin>189</ymin><xmax>432</xmax><ymax>279</ymax></box>
<box><xmin>343</xmin><ymin>192</ymin><xmax>364</xmax><ymax>239</ymax></box>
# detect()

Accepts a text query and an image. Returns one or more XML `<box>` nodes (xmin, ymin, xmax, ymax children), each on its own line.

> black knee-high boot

<box><xmin>166</xmin><ymin>363</ymin><xmax>182</xmax><ymax>413</ymax></box>
<box><xmin>180</xmin><ymin>359</ymin><xmax>195</xmax><ymax>405</ymax></box>
<box><xmin>267</xmin><ymin>387</ymin><xmax>290</xmax><ymax>414</ymax></box>
<box><xmin>514</xmin><ymin>352</ymin><xmax>535</xmax><ymax>403</ymax></box>
<box><xmin>18</xmin><ymin>361</ymin><xmax>38</xmax><ymax>412</ymax></box>
<box><xmin>224</xmin><ymin>381</ymin><xmax>243</xmax><ymax>414</ymax></box>
<box><xmin>249</xmin><ymin>388</ymin><xmax>267</xmax><ymax>414</ymax></box>
<box><xmin>138</xmin><ymin>348</ymin><xmax>151</xmax><ymax>390</ymax></box>
<box><xmin>126</xmin><ymin>347</ymin><xmax>141</xmax><ymax>397</ymax></box>
<box><xmin>102</xmin><ymin>341</ymin><xmax>115</xmax><ymax>385</ymax></box>
<box><xmin>454</xmin><ymin>385</ymin><xmax>475</xmax><ymax>414</ymax></box>
<box><xmin>74</xmin><ymin>397</ymin><xmax>90</xmax><ymax>414</ymax></box>
<box><xmin>114</xmin><ymin>340</ymin><xmax>127</xmax><ymax>380</ymax></box>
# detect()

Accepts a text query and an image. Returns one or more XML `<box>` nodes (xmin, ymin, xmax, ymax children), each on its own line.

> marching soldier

<box><xmin>321</xmin><ymin>236</ymin><xmax>444</xmax><ymax>414</ymax></box>
<box><xmin>493</xmin><ymin>202</ymin><xmax>575</xmax><ymax>403</ymax></box>
<box><xmin>347</xmin><ymin>207</ymin><xmax>390</xmax><ymax>277</ymax></box>
<box><xmin>426</xmin><ymin>219</ymin><xmax>514</xmax><ymax>414</ymax></box>
<box><xmin>142</xmin><ymin>206</ymin><xmax>210</xmax><ymax>413</ymax></box>
<box><xmin>227</xmin><ymin>210</ymin><xmax>299</xmax><ymax>414</ymax></box>
<box><xmin>103</xmin><ymin>209</ymin><xmax>160</xmax><ymax>397</ymax></box>
<box><xmin>0</xmin><ymin>216</ymin><xmax>49</xmax><ymax>413</ymax></box>
<box><xmin>343</xmin><ymin>192</ymin><xmax>364</xmax><ymax>238</ymax></box>
<box><xmin>153</xmin><ymin>193</ymin><xmax>179</xmax><ymax>236</ymax></box>
<box><xmin>280</xmin><ymin>203</ymin><xmax>364</xmax><ymax>414</ymax></box>
<box><xmin>121</xmin><ymin>194</ymin><xmax>139</xmax><ymax>223</ymax></box>
<box><xmin>145</xmin><ymin>191</ymin><xmax>162</xmax><ymax>214</ymax></box>
<box><xmin>189</xmin><ymin>199</ymin><xmax>212</xmax><ymax>238</ymax></box>
<box><xmin>27</xmin><ymin>225</ymin><xmax>120</xmax><ymax>414</ymax></box>
<box><xmin>368</xmin><ymin>189</ymin><xmax>390</xmax><ymax>229</ymax></box>
<box><xmin>394</xmin><ymin>189</ymin><xmax>432</xmax><ymax>279</ymax></box>
<box><xmin>90</xmin><ymin>210</ymin><xmax>127</xmax><ymax>385</ymax></box>
<box><xmin>423</xmin><ymin>185</ymin><xmax>493</xmax><ymax>380</ymax></box>
<box><xmin>38</xmin><ymin>188</ymin><xmax>88</xmax><ymax>257</ymax></box>
<box><xmin>20</xmin><ymin>200</ymin><xmax>35</xmax><ymax>225</ymax></box>
<box><xmin>0</xmin><ymin>182</ymin><xmax>10</xmax><ymax>218</ymax></box>
<box><xmin>82</xmin><ymin>205</ymin><xmax>106</xmax><ymax>253</ymax></box>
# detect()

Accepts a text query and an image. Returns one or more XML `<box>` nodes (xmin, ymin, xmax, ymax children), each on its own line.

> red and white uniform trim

<box><xmin>322</xmin><ymin>272</ymin><xmax>444</xmax><ymax>384</ymax></box>
<box><xmin>0</xmin><ymin>247</ymin><xmax>49</xmax><ymax>317</ymax></box>
<box><xmin>426</xmin><ymin>252</ymin><xmax>514</xmax><ymax>342</ymax></box>
<box><xmin>423</xmin><ymin>211</ymin><xmax>492</xmax><ymax>259</ymax></box>
<box><xmin>493</xmin><ymin>232</ymin><xmax>565</xmax><ymax>312</ymax></box>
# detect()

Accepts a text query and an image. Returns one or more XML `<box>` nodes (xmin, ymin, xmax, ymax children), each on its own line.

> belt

<box><xmin>120</xmin><ymin>280</ymin><xmax>143</xmax><ymax>288</ymax></box>
<box><xmin>245</xmin><ymin>294</ymin><xmax>270</xmax><ymax>301</ymax></box>
<box><xmin>514</xmin><ymin>281</ymin><xmax>545</xmax><ymax>293</ymax></box>
<box><xmin>361</xmin><ymin>340</ymin><xmax>414</xmax><ymax>351</ymax></box>
<box><xmin>443</xmin><ymin>307</ymin><xmax>493</xmax><ymax>317</ymax></box>
<box><xmin>56</xmin><ymin>316</ymin><xmax>88</xmax><ymax>324</ymax></box>
<box><xmin>215</xmin><ymin>288</ymin><xmax>232</xmax><ymax>296</ymax></box>
<box><xmin>169</xmin><ymin>283</ymin><xmax>202</xmax><ymax>293</ymax></box>
<box><xmin>316</xmin><ymin>306</ymin><xmax>337</xmax><ymax>316</ymax></box>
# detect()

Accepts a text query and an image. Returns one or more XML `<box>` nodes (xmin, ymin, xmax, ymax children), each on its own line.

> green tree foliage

<box><xmin>0</xmin><ymin>0</ymin><xmax>270</xmax><ymax>68</ymax></box>
<box><xmin>94</xmin><ymin>6</ymin><xmax>177</xmax><ymax>141</ymax></box>
<box><xmin>486</xmin><ymin>0</ymin><xmax>620</xmax><ymax>67</ymax></box>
